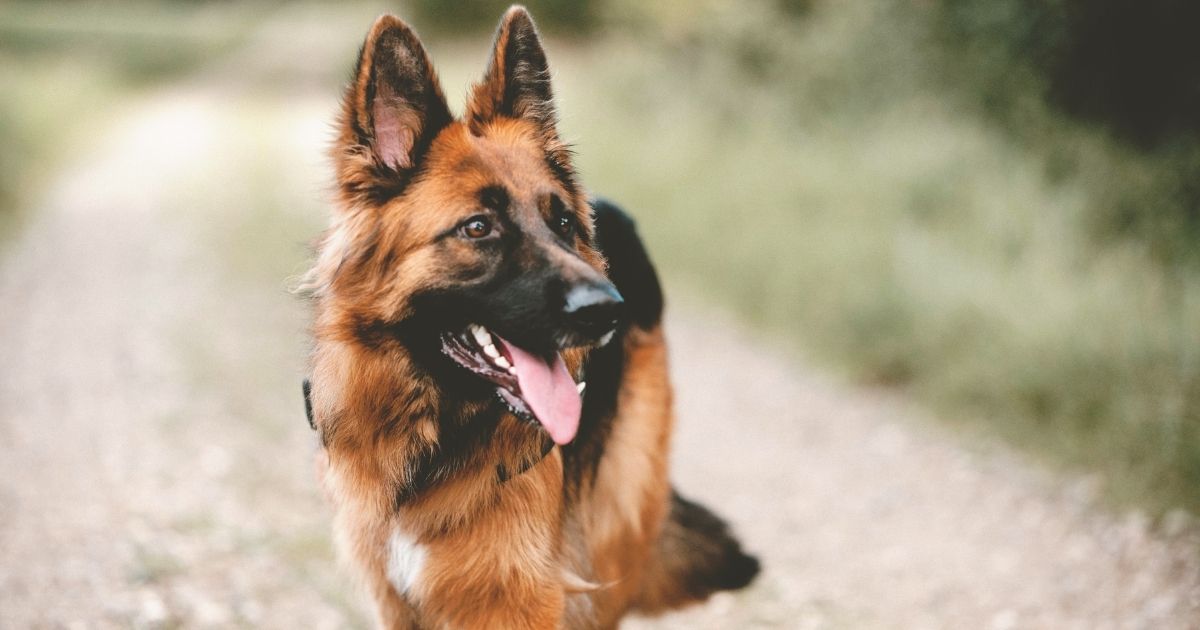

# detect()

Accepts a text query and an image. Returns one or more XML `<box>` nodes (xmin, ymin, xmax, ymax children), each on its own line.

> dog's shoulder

<box><xmin>565</xmin><ymin>199</ymin><xmax>666</xmax><ymax>484</ymax></box>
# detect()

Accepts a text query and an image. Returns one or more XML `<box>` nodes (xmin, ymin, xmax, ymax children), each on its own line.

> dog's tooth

<box><xmin>598</xmin><ymin>331</ymin><xmax>615</xmax><ymax>347</ymax></box>
<box><xmin>576</xmin><ymin>381</ymin><xmax>586</xmax><ymax>394</ymax></box>
<box><xmin>507</xmin><ymin>366</ymin><xmax>517</xmax><ymax>375</ymax></box>
<box><xmin>483</xmin><ymin>343</ymin><xmax>500</xmax><ymax>359</ymax></box>
<box><xmin>471</xmin><ymin>325</ymin><xmax>492</xmax><ymax>347</ymax></box>
<box><xmin>494</xmin><ymin>355</ymin><xmax>511</xmax><ymax>369</ymax></box>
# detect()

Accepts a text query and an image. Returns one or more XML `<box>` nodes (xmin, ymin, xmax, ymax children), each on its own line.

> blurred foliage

<box><xmin>558</xmin><ymin>0</ymin><xmax>1200</xmax><ymax>515</ymax></box>
<box><xmin>0</xmin><ymin>1</ymin><xmax>265</xmax><ymax>242</ymax></box>
<box><xmin>928</xmin><ymin>0</ymin><xmax>1200</xmax><ymax>262</ymax></box>
<box><xmin>406</xmin><ymin>0</ymin><xmax>602</xmax><ymax>34</ymax></box>
<box><xmin>931</xmin><ymin>0</ymin><xmax>1200</xmax><ymax>148</ymax></box>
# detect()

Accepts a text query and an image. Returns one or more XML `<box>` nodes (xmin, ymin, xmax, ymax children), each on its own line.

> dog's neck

<box><xmin>312</xmin><ymin>332</ymin><xmax>555</xmax><ymax>513</ymax></box>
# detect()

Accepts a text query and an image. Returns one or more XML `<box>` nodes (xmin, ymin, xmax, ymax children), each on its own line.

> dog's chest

<box><xmin>386</xmin><ymin>527</ymin><xmax>428</xmax><ymax>597</ymax></box>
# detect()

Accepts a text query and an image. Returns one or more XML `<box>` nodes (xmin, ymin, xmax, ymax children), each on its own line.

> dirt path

<box><xmin>2</xmin><ymin>19</ymin><xmax>1199</xmax><ymax>630</ymax></box>
<box><xmin>638</xmin><ymin>310</ymin><xmax>1200</xmax><ymax>629</ymax></box>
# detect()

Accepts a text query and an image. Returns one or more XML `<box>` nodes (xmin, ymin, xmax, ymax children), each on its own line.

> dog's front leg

<box><xmin>397</xmin><ymin>449</ymin><xmax>569</xmax><ymax>629</ymax></box>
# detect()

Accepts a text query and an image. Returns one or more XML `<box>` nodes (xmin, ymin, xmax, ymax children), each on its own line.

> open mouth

<box><xmin>440</xmin><ymin>324</ymin><xmax>584</xmax><ymax>445</ymax></box>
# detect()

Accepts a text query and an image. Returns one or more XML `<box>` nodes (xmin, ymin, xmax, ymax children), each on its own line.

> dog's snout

<box><xmin>563</xmin><ymin>282</ymin><xmax>624</xmax><ymax>338</ymax></box>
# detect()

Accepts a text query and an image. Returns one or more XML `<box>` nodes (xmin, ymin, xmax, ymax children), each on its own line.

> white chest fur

<box><xmin>386</xmin><ymin>528</ymin><xmax>428</xmax><ymax>598</ymax></box>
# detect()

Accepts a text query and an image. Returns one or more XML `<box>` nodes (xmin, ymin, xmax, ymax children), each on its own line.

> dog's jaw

<box><xmin>441</xmin><ymin>324</ymin><xmax>585</xmax><ymax>445</ymax></box>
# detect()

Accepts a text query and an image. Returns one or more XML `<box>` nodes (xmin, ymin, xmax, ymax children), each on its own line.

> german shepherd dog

<box><xmin>304</xmin><ymin>6</ymin><xmax>758</xmax><ymax>627</ymax></box>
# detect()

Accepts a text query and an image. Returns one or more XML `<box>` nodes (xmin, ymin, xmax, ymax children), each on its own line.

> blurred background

<box><xmin>2</xmin><ymin>0</ymin><xmax>1199</xmax><ymax>627</ymax></box>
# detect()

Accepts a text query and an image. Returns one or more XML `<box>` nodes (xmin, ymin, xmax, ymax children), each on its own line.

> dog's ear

<box><xmin>466</xmin><ymin>6</ymin><xmax>558</xmax><ymax>137</ymax></box>
<box><xmin>335</xmin><ymin>15</ymin><xmax>451</xmax><ymax>204</ymax></box>
<box><xmin>467</xmin><ymin>7</ymin><xmax>581</xmax><ymax>201</ymax></box>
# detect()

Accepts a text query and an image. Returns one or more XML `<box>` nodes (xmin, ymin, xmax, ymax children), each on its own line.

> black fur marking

<box><xmin>395</xmin><ymin>405</ymin><xmax>498</xmax><ymax>509</ymax></box>
<box><xmin>563</xmin><ymin>199</ymin><xmax>664</xmax><ymax>487</ymax></box>
<box><xmin>590</xmin><ymin>199</ymin><xmax>663</xmax><ymax>329</ymax></box>
<box><xmin>362</xmin><ymin>162</ymin><xmax>426</xmax><ymax>208</ymax></box>
<box><xmin>564</xmin><ymin>328</ymin><xmax>624</xmax><ymax>490</ymax></box>
<box><xmin>497</xmin><ymin>431</ymin><xmax>555</xmax><ymax>485</ymax></box>
<box><xmin>347</xmin><ymin>41</ymin><xmax>370</xmax><ymax>142</ymax></box>
<box><xmin>303</xmin><ymin>378</ymin><xmax>315</xmax><ymax>431</ymax></box>
<box><xmin>351</xmin><ymin>314</ymin><xmax>403</xmax><ymax>353</ymax></box>
<box><xmin>394</xmin><ymin>398</ymin><xmax>552</xmax><ymax>508</ymax></box>
<box><xmin>479</xmin><ymin>185</ymin><xmax>510</xmax><ymax>213</ymax></box>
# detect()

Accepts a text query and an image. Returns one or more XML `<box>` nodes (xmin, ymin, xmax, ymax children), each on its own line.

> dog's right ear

<box><xmin>335</xmin><ymin>15</ymin><xmax>451</xmax><ymax>205</ymax></box>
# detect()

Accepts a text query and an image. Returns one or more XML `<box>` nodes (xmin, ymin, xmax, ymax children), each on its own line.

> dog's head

<box><xmin>312</xmin><ymin>7</ymin><xmax>620</xmax><ymax>446</ymax></box>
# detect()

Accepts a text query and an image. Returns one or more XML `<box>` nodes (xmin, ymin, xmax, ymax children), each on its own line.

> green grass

<box><xmin>0</xmin><ymin>53</ymin><xmax>120</xmax><ymax>241</ymax></box>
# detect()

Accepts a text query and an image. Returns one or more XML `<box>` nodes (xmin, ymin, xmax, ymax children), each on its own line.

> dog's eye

<box><xmin>460</xmin><ymin>216</ymin><xmax>494</xmax><ymax>239</ymax></box>
<box><xmin>555</xmin><ymin>214</ymin><xmax>575</xmax><ymax>238</ymax></box>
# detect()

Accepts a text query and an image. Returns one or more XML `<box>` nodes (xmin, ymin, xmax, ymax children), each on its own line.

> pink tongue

<box><xmin>495</xmin><ymin>336</ymin><xmax>581</xmax><ymax>445</ymax></box>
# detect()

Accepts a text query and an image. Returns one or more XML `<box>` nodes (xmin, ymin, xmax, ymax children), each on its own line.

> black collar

<box><xmin>302</xmin><ymin>378</ymin><xmax>316</xmax><ymax>430</ymax></box>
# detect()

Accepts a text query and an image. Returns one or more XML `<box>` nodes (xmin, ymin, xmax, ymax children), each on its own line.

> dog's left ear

<box><xmin>466</xmin><ymin>6</ymin><xmax>558</xmax><ymax>137</ymax></box>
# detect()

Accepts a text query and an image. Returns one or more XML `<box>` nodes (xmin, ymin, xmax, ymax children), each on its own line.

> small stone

<box><xmin>989</xmin><ymin>609</ymin><xmax>1018</xmax><ymax>630</ymax></box>
<box><xmin>138</xmin><ymin>589</ymin><xmax>168</xmax><ymax>624</ymax></box>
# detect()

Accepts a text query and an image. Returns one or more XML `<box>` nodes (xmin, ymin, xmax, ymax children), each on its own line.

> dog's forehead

<box><xmin>430</xmin><ymin>121</ymin><xmax>561</xmax><ymax>203</ymax></box>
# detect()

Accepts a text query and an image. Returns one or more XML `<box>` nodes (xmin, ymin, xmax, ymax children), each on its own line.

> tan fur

<box><xmin>575</xmin><ymin>328</ymin><xmax>674</xmax><ymax>628</ymax></box>
<box><xmin>306</xmin><ymin>7</ymin><xmax>734</xmax><ymax>628</ymax></box>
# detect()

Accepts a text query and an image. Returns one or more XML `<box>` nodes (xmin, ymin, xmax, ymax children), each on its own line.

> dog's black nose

<box><xmin>563</xmin><ymin>282</ymin><xmax>624</xmax><ymax>338</ymax></box>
